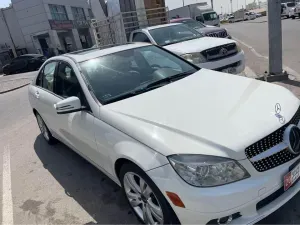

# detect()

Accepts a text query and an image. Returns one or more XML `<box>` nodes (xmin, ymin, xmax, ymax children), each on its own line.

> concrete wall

<box><xmin>0</xmin><ymin>10</ymin><xmax>14</xmax><ymax>52</ymax></box>
<box><xmin>11</xmin><ymin>0</ymin><xmax>94</xmax><ymax>53</ymax></box>
<box><xmin>12</xmin><ymin>0</ymin><xmax>48</xmax><ymax>52</ymax></box>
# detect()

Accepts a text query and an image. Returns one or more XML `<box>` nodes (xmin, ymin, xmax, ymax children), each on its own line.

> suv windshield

<box><xmin>203</xmin><ymin>12</ymin><xmax>218</xmax><ymax>21</ymax></box>
<box><xmin>177</xmin><ymin>19</ymin><xmax>206</xmax><ymax>30</ymax></box>
<box><xmin>149</xmin><ymin>24</ymin><xmax>203</xmax><ymax>46</ymax></box>
<box><xmin>80</xmin><ymin>45</ymin><xmax>198</xmax><ymax>104</ymax></box>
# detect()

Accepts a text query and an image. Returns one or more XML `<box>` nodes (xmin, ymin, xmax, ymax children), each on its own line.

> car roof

<box><xmin>61</xmin><ymin>42</ymin><xmax>152</xmax><ymax>63</ymax></box>
<box><xmin>139</xmin><ymin>23</ymin><xmax>182</xmax><ymax>31</ymax></box>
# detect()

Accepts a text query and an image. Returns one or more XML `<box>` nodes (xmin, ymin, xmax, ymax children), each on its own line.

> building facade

<box><xmin>11</xmin><ymin>0</ymin><xmax>96</xmax><ymax>56</ymax></box>
<box><xmin>0</xmin><ymin>7</ymin><xmax>27</xmax><ymax>69</ymax></box>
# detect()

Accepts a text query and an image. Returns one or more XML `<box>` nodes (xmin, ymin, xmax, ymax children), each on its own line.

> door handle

<box><xmin>35</xmin><ymin>90</ymin><xmax>40</xmax><ymax>99</ymax></box>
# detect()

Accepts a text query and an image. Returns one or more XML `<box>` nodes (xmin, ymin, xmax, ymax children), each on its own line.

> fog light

<box><xmin>217</xmin><ymin>215</ymin><xmax>232</xmax><ymax>225</ymax></box>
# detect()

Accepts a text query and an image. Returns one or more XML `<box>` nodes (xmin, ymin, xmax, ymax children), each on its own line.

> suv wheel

<box><xmin>119</xmin><ymin>163</ymin><xmax>180</xmax><ymax>225</ymax></box>
<box><xmin>36</xmin><ymin>113</ymin><xmax>56</xmax><ymax>145</ymax></box>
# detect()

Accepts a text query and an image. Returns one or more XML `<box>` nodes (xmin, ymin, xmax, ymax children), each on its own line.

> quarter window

<box><xmin>49</xmin><ymin>4</ymin><xmax>68</xmax><ymax>21</ymax></box>
<box><xmin>132</xmin><ymin>33</ymin><xmax>151</xmax><ymax>43</ymax></box>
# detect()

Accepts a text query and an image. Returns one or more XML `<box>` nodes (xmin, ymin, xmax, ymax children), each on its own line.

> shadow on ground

<box><xmin>280</xmin><ymin>79</ymin><xmax>300</xmax><ymax>87</ymax></box>
<box><xmin>34</xmin><ymin>135</ymin><xmax>139</xmax><ymax>224</ymax></box>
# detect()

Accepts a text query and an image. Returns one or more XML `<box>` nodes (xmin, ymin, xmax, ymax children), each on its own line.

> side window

<box><xmin>39</xmin><ymin>61</ymin><xmax>57</xmax><ymax>92</ymax></box>
<box><xmin>55</xmin><ymin>62</ymin><xmax>87</xmax><ymax>105</ymax></box>
<box><xmin>132</xmin><ymin>32</ymin><xmax>151</xmax><ymax>43</ymax></box>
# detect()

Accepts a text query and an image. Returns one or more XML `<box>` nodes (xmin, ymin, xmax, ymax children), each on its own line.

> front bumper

<box><xmin>196</xmin><ymin>51</ymin><xmax>245</xmax><ymax>74</ymax></box>
<box><xmin>147</xmin><ymin>156</ymin><xmax>300</xmax><ymax>224</ymax></box>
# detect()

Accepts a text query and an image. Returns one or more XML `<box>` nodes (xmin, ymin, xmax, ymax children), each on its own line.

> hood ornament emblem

<box><xmin>275</xmin><ymin>103</ymin><xmax>285</xmax><ymax>124</ymax></box>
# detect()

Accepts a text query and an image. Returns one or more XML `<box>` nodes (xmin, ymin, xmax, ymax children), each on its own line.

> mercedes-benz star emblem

<box><xmin>284</xmin><ymin>125</ymin><xmax>300</xmax><ymax>155</ymax></box>
<box><xmin>275</xmin><ymin>103</ymin><xmax>285</xmax><ymax>124</ymax></box>
<box><xmin>220</xmin><ymin>48</ymin><xmax>228</xmax><ymax>56</ymax></box>
<box><xmin>275</xmin><ymin>103</ymin><xmax>281</xmax><ymax>114</ymax></box>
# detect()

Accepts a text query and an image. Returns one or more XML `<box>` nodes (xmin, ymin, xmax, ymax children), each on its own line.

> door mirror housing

<box><xmin>54</xmin><ymin>96</ymin><xmax>84</xmax><ymax>114</ymax></box>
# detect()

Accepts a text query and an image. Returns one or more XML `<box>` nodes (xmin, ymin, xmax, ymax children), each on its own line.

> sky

<box><xmin>0</xmin><ymin>0</ymin><xmax>256</xmax><ymax>14</ymax></box>
<box><xmin>0</xmin><ymin>0</ymin><xmax>11</xmax><ymax>8</ymax></box>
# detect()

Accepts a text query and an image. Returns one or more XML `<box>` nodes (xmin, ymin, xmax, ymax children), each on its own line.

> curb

<box><xmin>0</xmin><ymin>83</ymin><xmax>30</xmax><ymax>94</ymax></box>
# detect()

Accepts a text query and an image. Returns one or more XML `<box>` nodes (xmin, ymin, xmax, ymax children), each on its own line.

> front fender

<box><xmin>112</xmin><ymin>141</ymin><xmax>169</xmax><ymax>175</ymax></box>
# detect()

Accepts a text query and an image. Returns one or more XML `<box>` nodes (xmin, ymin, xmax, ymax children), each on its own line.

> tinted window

<box><xmin>132</xmin><ymin>33</ymin><xmax>151</xmax><ymax>43</ymax></box>
<box><xmin>55</xmin><ymin>62</ymin><xmax>84</xmax><ymax>100</ymax></box>
<box><xmin>80</xmin><ymin>45</ymin><xmax>197</xmax><ymax>104</ymax></box>
<box><xmin>149</xmin><ymin>25</ymin><xmax>202</xmax><ymax>46</ymax></box>
<box><xmin>287</xmin><ymin>2</ymin><xmax>295</xmax><ymax>7</ymax></box>
<box><xmin>41</xmin><ymin>61</ymin><xmax>57</xmax><ymax>92</ymax></box>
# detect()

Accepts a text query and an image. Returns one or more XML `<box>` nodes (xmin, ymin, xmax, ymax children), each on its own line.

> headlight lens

<box><xmin>168</xmin><ymin>154</ymin><xmax>250</xmax><ymax>187</ymax></box>
<box><xmin>236</xmin><ymin>43</ymin><xmax>242</xmax><ymax>52</ymax></box>
<box><xmin>181</xmin><ymin>53</ymin><xmax>207</xmax><ymax>64</ymax></box>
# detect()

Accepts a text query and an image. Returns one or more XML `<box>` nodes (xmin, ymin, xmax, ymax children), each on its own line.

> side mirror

<box><xmin>54</xmin><ymin>96</ymin><xmax>84</xmax><ymax>114</ymax></box>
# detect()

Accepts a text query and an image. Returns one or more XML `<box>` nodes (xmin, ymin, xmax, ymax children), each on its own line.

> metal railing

<box><xmin>91</xmin><ymin>7</ymin><xmax>169</xmax><ymax>48</ymax></box>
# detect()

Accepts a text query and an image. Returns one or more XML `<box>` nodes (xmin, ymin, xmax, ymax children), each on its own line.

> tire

<box><xmin>298</xmin><ymin>13</ymin><xmax>300</xmax><ymax>18</ymax></box>
<box><xmin>35</xmin><ymin>113</ymin><xmax>57</xmax><ymax>145</ymax></box>
<box><xmin>119</xmin><ymin>163</ymin><xmax>180</xmax><ymax>225</ymax></box>
<box><xmin>292</xmin><ymin>15</ymin><xmax>295</xmax><ymax>19</ymax></box>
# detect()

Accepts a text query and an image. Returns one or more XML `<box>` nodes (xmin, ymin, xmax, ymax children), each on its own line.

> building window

<box><xmin>88</xmin><ymin>9</ymin><xmax>94</xmax><ymax>19</ymax></box>
<box><xmin>49</xmin><ymin>4</ymin><xmax>68</xmax><ymax>21</ymax></box>
<box><xmin>72</xmin><ymin>7</ymin><xmax>86</xmax><ymax>20</ymax></box>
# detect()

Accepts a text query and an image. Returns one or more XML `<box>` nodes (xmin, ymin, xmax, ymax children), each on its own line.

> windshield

<box><xmin>177</xmin><ymin>19</ymin><xmax>206</xmax><ymax>29</ymax></box>
<box><xmin>149</xmin><ymin>24</ymin><xmax>202</xmax><ymax>46</ymax></box>
<box><xmin>203</xmin><ymin>12</ymin><xmax>218</xmax><ymax>21</ymax></box>
<box><xmin>287</xmin><ymin>2</ymin><xmax>295</xmax><ymax>7</ymax></box>
<box><xmin>80</xmin><ymin>46</ymin><xmax>198</xmax><ymax>104</ymax></box>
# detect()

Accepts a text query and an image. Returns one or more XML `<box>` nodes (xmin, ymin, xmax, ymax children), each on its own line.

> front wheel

<box><xmin>292</xmin><ymin>15</ymin><xmax>295</xmax><ymax>19</ymax></box>
<box><xmin>36</xmin><ymin>113</ymin><xmax>57</xmax><ymax>145</ymax></box>
<box><xmin>120</xmin><ymin>163</ymin><xmax>180</xmax><ymax>225</ymax></box>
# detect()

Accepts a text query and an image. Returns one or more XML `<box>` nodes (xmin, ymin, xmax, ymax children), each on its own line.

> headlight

<box><xmin>168</xmin><ymin>154</ymin><xmax>250</xmax><ymax>187</ymax></box>
<box><xmin>236</xmin><ymin>43</ymin><xmax>242</xmax><ymax>52</ymax></box>
<box><xmin>181</xmin><ymin>53</ymin><xmax>207</xmax><ymax>64</ymax></box>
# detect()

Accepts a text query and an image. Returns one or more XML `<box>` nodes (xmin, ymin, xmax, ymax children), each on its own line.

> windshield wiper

<box><xmin>104</xmin><ymin>70</ymin><xmax>195</xmax><ymax>104</ymax></box>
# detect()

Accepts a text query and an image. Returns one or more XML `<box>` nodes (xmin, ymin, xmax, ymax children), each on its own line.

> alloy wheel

<box><xmin>36</xmin><ymin>115</ymin><xmax>50</xmax><ymax>141</ymax></box>
<box><xmin>123</xmin><ymin>172</ymin><xmax>164</xmax><ymax>225</ymax></box>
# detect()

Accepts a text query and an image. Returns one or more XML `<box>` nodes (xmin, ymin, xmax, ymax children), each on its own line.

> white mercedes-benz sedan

<box><xmin>28</xmin><ymin>43</ymin><xmax>300</xmax><ymax>225</ymax></box>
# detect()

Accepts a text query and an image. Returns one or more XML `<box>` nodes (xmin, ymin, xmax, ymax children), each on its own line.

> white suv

<box><xmin>29</xmin><ymin>43</ymin><xmax>300</xmax><ymax>225</ymax></box>
<box><xmin>281</xmin><ymin>2</ymin><xmax>296</xmax><ymax>18</ymax></box>
<box><xmin>130</xmin><ymin>23</ymin><xmax>245</xmax><ymax>74</ymax></box>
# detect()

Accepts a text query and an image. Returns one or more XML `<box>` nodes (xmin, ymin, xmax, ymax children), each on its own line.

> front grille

<box><xmin>206</xmin><ymin>31</ymin><xmax>228</xmax><ymax>38</ymax></box>
<box><xmin>201</xmin><ymin>43</ymin><xmax>237</xmax><ymax>61</ymax></box>
<box><xmin>256</xmin><ymin>186</ymin><xmax>284</xmax><ymax>211</ymax></box>
<box><xmin>245</xmin><ymin>106</ymin><xmax>300</xmax><ymax>172</ymax></box>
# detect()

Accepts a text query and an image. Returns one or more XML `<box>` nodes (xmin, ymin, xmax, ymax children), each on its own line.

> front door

<box><xmin>52</xmin><ymin>61</ymin><xmax>99</xmax><ymax>165</ymax></box>
<box><xmin>33</xmin><ymin>61</ymin><xmax>59</xmax><ymax>132</ymax></box>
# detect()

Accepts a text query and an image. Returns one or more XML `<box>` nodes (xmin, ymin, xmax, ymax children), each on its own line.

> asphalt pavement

<box><xmin>224</xmin><ymin>16</ymin><xmax>300</xmax><ymax>76</ymax></box>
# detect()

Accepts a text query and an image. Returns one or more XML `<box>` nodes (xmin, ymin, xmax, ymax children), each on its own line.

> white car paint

<box><xmin>282</xmin><ymin>2</ymin><xmax>296</xmax><ymax>18</ymax></box>
<box><xmin>129</xmin><ymin>23</ymin><xmax>245</xmax><ymax>74</ymax></box>
<box><xmin>28</xmin><ymin>43</ymin><xmax>300</xmax><ymax>225</ymax></box>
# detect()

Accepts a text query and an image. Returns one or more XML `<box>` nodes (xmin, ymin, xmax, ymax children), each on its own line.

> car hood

<box><xmin>195</xmin><ymin>27</ymin><xmax>226</xmax><ymax>34</ymax></box>
<box><xmin>100</xmin><ymin>69</ymin><xmax>299</xmax><ymax>160</ymax></box>
<box><xmin>163</xmin><ymin>37</ymin><xmax>235</xmax><ymax>55</ymax></box>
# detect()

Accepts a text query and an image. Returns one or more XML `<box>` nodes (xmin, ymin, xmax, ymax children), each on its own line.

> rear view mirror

<box><xmin>54</xmin><ymin>96</ymin><xmax>83</xmax><ymax>114</ymax></box>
